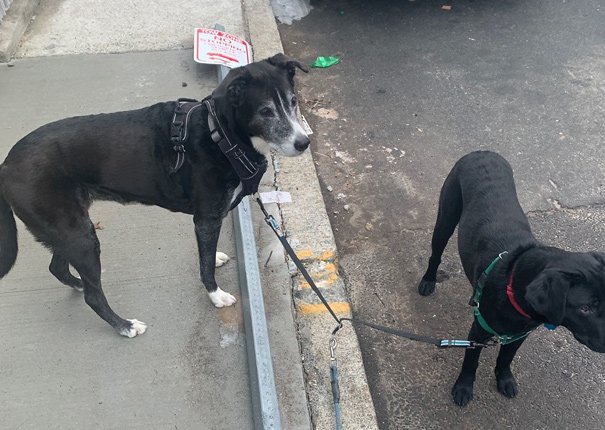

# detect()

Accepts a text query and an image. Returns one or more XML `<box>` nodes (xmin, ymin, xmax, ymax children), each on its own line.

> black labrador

<box><xmin>418</xmin><ymin>150</ymin><xmax>605</xmax><ymax>406</ymax></box>
<box><xmin>0</xmin><ymin>54</ymin><xmax>309</xmax><ymax>338</ymax></box>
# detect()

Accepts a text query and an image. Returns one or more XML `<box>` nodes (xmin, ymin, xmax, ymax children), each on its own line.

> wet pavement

<box><xmin>279</xmin><ymin>0</ymin><xmax>605</xmax><ymax>428</ymax></box>
<box><xmin>0</xmin><ymin>50</ymin><xmax>255</xmax><ymax>429</ymax></box>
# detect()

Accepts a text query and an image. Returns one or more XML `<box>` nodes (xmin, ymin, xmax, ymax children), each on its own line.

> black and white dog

<box><xmin>0</xmin><ymin>54</ymin><xmax>309</xmax><ymax>338</ymax></box>
<box><xmin>418</xmin><ymin>151</ymin><xmax>605</xmax><ymax>406</ymax></box>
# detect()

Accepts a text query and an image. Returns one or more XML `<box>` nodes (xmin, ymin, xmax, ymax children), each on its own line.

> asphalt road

<box><xmin>279</xmin><ymin>0</ymin><xmax>605</xmax><ymax>428</ymax></box>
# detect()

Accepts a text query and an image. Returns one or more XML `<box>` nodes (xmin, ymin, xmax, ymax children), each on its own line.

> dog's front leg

<box><xmin>494</xmin><ymin>337</ymin><xmax>526</xmax><ymax>399</ymax></box>
<box><xmin>194</xmin><ymin>214</ymin><xmax>237</xmax><ymax>307</ymax></box>
<box><xmin>452</xmin><ymin>321</ymin><xmax>492</xmax><ymax>406</ymax></box>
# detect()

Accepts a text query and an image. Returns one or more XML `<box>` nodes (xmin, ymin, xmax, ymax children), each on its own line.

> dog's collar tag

<box><xmin>203</xmin><ymin>98</ymin><xmax>268</xmax><ymax>210</ymax></box>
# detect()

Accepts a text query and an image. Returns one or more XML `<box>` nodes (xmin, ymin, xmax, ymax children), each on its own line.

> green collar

<box><xmin>472</xmin><ymin>251</ymin><xmax>532</xmax><ymax>345</ymax></box>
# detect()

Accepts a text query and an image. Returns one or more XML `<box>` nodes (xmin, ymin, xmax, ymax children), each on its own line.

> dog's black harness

<box><xmin>169</xmin><ymin>97</ymin><xmax>267</xmax><ymax>210</ymax></box>
<box><xmin>203</xmin><ymin>98</ymin><xmax>267</xmax><ymax>210</ymax></box>
<box><xmin>170</xmin><ymin>98</ymin><xmax>203</xmax><ymax>173</ymax></box>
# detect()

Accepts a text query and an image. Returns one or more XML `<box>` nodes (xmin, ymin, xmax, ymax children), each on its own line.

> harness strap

<box><xmin>168</xmin><ymin>97</ymin><xmax>267</xmax><ymax>210</ymax></box>
<box><xmin>472</xmin><ymin>252</ymin><xmax>533</xmax><ymax>344</ymax></box>
<box><xmin>203</xmin><ymin>98</ymin><xmax>267</xmax><ymax>210</ymax></box>
<box><xmin>170</xmin><ymin>98</ymin><xmax>202</xmax><ymax>173</ymax></box>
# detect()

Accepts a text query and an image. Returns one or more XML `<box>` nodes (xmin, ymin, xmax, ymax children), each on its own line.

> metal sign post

<box><xmin>211</xmin><ymin>24</ymin><xmax>282</xmax><ymax>430</ymax></box>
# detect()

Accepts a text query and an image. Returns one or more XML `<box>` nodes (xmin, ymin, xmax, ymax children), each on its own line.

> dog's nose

<box><xmin>294</xmin><ymin>136</ymin><xmax>310</xmax><ymax>152</ymax></box>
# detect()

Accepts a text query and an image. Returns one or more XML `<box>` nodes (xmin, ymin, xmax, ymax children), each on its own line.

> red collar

<box><xmin>506</xmin><ymin>271</ymin><xmax>532</xmax><ymax>319</ymax></box>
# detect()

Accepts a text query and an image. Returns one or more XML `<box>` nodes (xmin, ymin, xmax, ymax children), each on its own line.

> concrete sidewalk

<box><xmin>0</xmin><ymin>49</ymin><xmax>256</xmax><ymax>430</ymax></box>
<box><xmin>0</xmin><ymin>0</ymin><xmax>378</xmax><ymax>428</ymax></box>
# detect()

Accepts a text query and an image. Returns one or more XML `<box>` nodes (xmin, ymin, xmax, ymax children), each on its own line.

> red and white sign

<box><xmin>194</xmin><ymin>28</ymin><xmax>251</xmax><ymax>68</ymax></box>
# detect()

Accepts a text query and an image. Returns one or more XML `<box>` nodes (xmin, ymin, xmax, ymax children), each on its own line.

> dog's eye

<box><xmin>579</xmin><ymin>304</ymin><xmax>595</xmax><ymax>314</ymax></box>
<box><xmin>259</xmin><ymin>107</ymin><xmax>274</xmax><ymax>117</ymax></box>
<box><xmin>291</xmin><ymin>96</ymin><xmax>297</xmax><ymax>107</ymax></box>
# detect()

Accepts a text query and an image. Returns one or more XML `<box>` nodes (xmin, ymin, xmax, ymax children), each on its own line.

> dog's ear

<box><xmin>525</xmin><ymin>269</ymin><xmax>571</xmax><ymax>325</ymax></box>
<box><xmin>227</xmin><ymin>76</ymin><xmax>248</xmax><ymax>108</ymax></box>
<box><xmin>213</xmin><ymin>68</ymin><xmax>251</xmax><ymax>108</ymax></box>
<box><xmin>267</xmin><ymin>53</ymin><xmax>309</xmax><ymax>83</ymax></box>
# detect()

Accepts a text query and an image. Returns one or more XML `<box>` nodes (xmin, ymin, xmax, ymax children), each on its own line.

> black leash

<box><xmin>170</xmin><ymin>96</ymin><xmax>486</xmax><ymax>349</ymax></box>
<box><xmin>255</xmin><ymin>196</ymin><xmax>492</xmax><ymax>350</ymax></box>
<box><xmin>191</xmin><ymin>95</ymin><xmax>487</xmax><ymax>429</ymax></box>
<box><xmin>257</xmin><ymin>197</ymin><xmax>342</xmax><ymax>324</ymax></box>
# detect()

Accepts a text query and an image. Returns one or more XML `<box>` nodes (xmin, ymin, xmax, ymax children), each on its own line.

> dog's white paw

<box><xmin>120</xmin><ymin>319</ymin><xmax>148</xmax><ymax>338</ymax></box>
<box><xmin>208</xmin><ymin>288</ymin><xmax>237</xmax><ymax>308</ymax></box>
<box><xmin>215</xmin><ymin>252</ymin><xmax>230</xmax><ymax>268</ymax></box>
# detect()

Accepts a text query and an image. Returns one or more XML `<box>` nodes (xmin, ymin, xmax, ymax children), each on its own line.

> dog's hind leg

<box><xmin>418</xmin><ymin>171</ymin><xmax>463</xmax><ymax>296</ymax></box>
<box><xmin>494</xmin><ymin>337</ymin><xmax>526</xmax><ymax>398</ymax></box>
<box><xmin>4</xmin><ymin>178</ymin><xmax>146</xmax><ymax>337</ymax></box>
<box><xmin>61</xmin><ymin>222</ymin><xmax>146</xmax><ymax>337</ymax></box>
<box><xmin>49</xmin><ymin>253</ymin><xmax>83</xmax><ymax>291</ymax></box>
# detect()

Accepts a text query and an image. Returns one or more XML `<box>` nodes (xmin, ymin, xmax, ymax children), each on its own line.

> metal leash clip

<box><xmin>329</xmin><ymin>335</ymin><xmax>338</xmax><ymax>363</ymax></box>
<box><xmin>255</xmin><ymin>195</ymin><xmax>283</xmax><ymax>232</ymax></box>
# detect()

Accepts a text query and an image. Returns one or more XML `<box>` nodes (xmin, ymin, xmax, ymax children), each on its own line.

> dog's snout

<box><xmin>294</xmin><ymin>136</ymin><xmax>310</xmax><ymax>152</ymax></box>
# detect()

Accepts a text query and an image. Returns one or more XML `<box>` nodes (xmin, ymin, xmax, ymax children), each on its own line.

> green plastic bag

<box><xmin>310</xmin><ymin>56</ymin><xmax>340</xmax><ymax>68</ymax></box>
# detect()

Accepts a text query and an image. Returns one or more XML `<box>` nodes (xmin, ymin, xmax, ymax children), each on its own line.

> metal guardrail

<box><xmin>233</xmin><ymin>197</ymin><xmax>282</xmax><ymax>430</ymax></box>
<box><xmin>213</xmin><ymin>24</ymin><xmax>282</xmax><ymax>430</ymax></box>
<box><xmin>0</xmin><ymin>0</ymin><xmax>13</xmax><ymax>22</ymax></box>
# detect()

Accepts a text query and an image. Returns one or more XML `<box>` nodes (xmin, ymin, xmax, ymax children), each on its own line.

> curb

<box><xmin>0</xmin><ymin>0</ymin><xmax>39</xmax><ymax>62</ymax></box>
<box><xmin>243</xmin><ymin>1</ymin><xmax>379</xmax><ymax>428</ymax></box>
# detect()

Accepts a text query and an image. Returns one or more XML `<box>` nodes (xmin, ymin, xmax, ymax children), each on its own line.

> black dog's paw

<box><xmin>70</xmin><ymin>277</ymin><xmax>84</xmax><ymax>292</ymax></box>
<box><xmin>418</xmin><ymin>279</ymin><xmax>436</xmax><ymax>296</ymax></box>
<box><xmin>496</xmin><ymin>374</ymin><xmax>519</xmax><ymax>398</ymax></box>
<box><xmin>452</xmin><ymin>381</ymin><xmax>474</xmax><ymax>406</ymax></box>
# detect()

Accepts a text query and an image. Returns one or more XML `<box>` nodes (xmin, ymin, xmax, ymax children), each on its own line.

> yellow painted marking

<box><xmin>295</xmin><ymin>249</ymin><xmax>336</xmax><ymax>262</ymax></box>
<box><xmin>320</xmin><ymin>250</ymin><xmax>335</xmax><ymax>261</ymax></box>
<box><xmin>296</xmin><ymin>249</ymin><xmax>314</xmax><ymax>260</ymax></box>
<box><xmin>297</xmin><ymin>261</ymin><xmax>339</xmax><ymax>289</ymax></box>
<box><xmin>323</xmin><ymin>263</ymin><xmax>337</xmax><ymax>272</ymax></box>
<box><xmin>298</xmin><ymin>302</ymin><xmax>351</xmax><ymax>315</ymax></box>
<box><xmin>299</xmin><ymin>279</ymin><xmax>337</xmax><ymax>289</ymax></box>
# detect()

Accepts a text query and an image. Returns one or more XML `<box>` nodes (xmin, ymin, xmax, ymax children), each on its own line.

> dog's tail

<box><xmin>0</xmin><ymin>191</ymin><xmax>18</xmax><ymax>278</ymax></box>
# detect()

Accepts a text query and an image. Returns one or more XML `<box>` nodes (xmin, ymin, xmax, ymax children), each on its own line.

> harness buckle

<box><xmin>232</xmin><ymin>148</ymin><xmax>245</xmax><ymax>159</ymax></box>
<box><xmin>173</xmin><ymin>144</ymin><xmax>185</xmax><ymax>153</ymax></box>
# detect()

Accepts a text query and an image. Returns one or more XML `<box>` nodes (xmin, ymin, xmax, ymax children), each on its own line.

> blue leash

<box><xmin>330</xmin><ymin>336</ymin><xmax>342</xmax><ymax>430</ymax></box>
